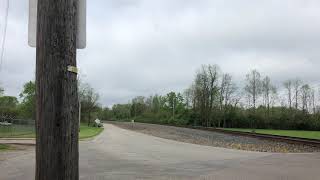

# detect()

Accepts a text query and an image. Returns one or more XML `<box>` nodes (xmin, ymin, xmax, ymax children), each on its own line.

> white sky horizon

<box><xmin>1</xmin><ymin>0</ymin><xmax>320</xmax><ymax>107</ymax></box>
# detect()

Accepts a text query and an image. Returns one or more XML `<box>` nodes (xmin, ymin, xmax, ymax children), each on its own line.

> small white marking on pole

<box><xmin>67</xmin><ymin>66</ymin><xmax>78</xmax><ymax>74</ymax></box>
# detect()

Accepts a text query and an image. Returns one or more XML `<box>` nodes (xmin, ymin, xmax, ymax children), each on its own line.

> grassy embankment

<box><xmin>223</xmin><ymin>128</ymin><xmax>320</xmax><ymax>140</ymax></box>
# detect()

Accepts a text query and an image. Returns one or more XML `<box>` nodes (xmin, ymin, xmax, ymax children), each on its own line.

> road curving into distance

<box><xmin>0</xmin><ymin>123</ymin><xmax>319</xmax><ymax>180</ymax></box>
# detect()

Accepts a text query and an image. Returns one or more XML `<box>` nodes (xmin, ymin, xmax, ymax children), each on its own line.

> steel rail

<box><xmin>191</xmin><ymin>126</ymin><xmax>320</xmax><ymax>148</ymax></box>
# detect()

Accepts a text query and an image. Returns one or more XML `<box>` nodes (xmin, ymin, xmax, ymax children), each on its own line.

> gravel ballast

<box><xmin>111</xmin><ymin>122</ymin><xmax>320</xmax><ymax>153</ymax></box>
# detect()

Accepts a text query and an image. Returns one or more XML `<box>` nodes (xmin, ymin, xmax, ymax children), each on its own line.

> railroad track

<box><xmin>191</xmin><ymin>126</ymin><xmax>320</xmax><ymax>148</ymax></box>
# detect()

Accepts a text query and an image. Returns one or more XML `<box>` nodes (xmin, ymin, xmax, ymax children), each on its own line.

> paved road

<box><xmin>1</xmin><ymin>124</ymin><xmax>320</xmax><ymax>180</ymax></box>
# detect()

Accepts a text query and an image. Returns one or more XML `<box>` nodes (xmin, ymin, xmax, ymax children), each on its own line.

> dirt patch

<box><xmin>111</xmin><ymin>122</ymin><xmax>320</xmax><ymax>153</ymax></box>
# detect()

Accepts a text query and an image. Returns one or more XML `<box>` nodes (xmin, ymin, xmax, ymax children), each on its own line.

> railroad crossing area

<box><xmin>1</xmin><ymin>123</ymin><xmax>320</xmax><ymax>180</ymax></box>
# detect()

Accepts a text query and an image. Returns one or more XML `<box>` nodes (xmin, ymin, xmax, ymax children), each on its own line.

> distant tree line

<box><xmin>1</xmin><ymin>64</ymin><xmax>320</xmax><ymax>130</ymax></box>
<box><xmin>105</xmin><ymin>64</ymin><xmax>320</xmax><ymax>130</ymax></box>
<box><xmin>0</xmin><ymin>81</ymin><xmax>103</xmax><ymax>127</ymax></box>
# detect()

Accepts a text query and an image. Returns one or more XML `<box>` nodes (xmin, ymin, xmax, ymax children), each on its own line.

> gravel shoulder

<box><xmin>111</xmin><ymin>122</ymin><xmax>320</xmax><ymax>153</ymax></box>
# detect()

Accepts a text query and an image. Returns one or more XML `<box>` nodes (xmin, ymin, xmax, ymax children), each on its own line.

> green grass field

<box><xmin>0</xmin><ymin>144</ymin><xmax>10</xmax><ymax>151</ymax></box>
<box><xmin>79</xmin><ymin>124</ymin><xmax>104</xmax><ymax>139</ymax></box>
<box><xmin>0</xmin><ymin>124</ymin><xmax>35</xmax><ymax>138</ymax></box>
<box><xmin>0</xmin><ymin>124</ymin><xmax>103</xmax><ymax>139</ymax></box>
<box><xmin>223</xmin><ymin>128</ymin><xmax>320</xmax><ymax>140</ymax></box>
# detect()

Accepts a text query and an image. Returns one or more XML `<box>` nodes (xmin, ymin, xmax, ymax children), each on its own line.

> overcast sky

<box><xmin>1</xmin><ymin>0</ymin><xmax>320</xmax><ymax>106</ymax></box>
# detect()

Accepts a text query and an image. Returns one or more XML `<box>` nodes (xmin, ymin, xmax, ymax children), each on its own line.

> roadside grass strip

<box><xmin>223</xmin><ymin>128</ymin><xmax>320</xmax><ymax>140</ymax></box>
<box><xmin>0</xmin><ymin>124</ymin><xmax>104</xmax><ymax>139</ymax></box>
<box><xmin>0</xmin><ymin>144</ymin><xmax>11</xmax><ymax>151</ymax></box>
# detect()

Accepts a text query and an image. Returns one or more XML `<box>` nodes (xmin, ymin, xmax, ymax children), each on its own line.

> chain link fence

<box><xmin>0</xmin><ymin>116</ymin><xmax>35</xmax><ymax>138</ymax></box>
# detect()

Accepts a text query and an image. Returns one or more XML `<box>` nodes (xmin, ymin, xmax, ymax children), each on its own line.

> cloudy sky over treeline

<box><xmin>1</xmin><ymin>0</ymin><xmax>320</xmax><ymax>106</ymax></box>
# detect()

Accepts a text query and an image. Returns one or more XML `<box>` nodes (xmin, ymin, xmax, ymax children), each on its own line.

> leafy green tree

<box><xmin>0</xmin><ymin>96</ymin><xmax>18</xmax><ymax>108</ymax></box>
<box><xmin>0</xmin><ymin>86</ymin><xmax>4</xmax><ymax>96</ymax></box>
<box><xmin>79</xmin><ymin>82</ymin><xmax>100</xmax><ymax>126</ymax></box>
<box><xmin>131</xmin><ymin>96</ymin><xmax>146</xmax><ymax>118</ymax></box>
<box><xmin>151</xmin><ymin>95</ymin><xmax>161</xmax><ymax>113</ymax></box>
<box><xmin>165</xmin><ymin>92</ymin><xmax>185</xmax><ymax>121</ymax></box>
<box><xmin>98</xmin><ymin>107</ymin><xmax>113</xmax><ymax>120</ymax></box>
<box><xmin>192</xmin><ymin>65</ymin><xmax>220</xmax><ymax>126</ymax></box>
<box><xmin>0</xmin><ymin>96</ymin><xmax>19</xmax><ymax>117</ymax></box>
<box><xmin>19</xmin><ymin>81</ymin><xmax>36</xmax><ymax>119</ymax></box>
<box><xmin>112</xmin><ymin>104</ymin><xmax>131</xmax><ymax>120</ymax></box>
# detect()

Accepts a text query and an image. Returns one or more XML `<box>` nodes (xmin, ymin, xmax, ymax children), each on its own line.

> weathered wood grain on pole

<box><xmin>36</xmin><ymin>0</ymin><xmax>79</xmax><ymax>179</ymax></box>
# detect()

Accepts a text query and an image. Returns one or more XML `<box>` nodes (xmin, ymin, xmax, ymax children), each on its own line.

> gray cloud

<box><xmin>1</xmin><ymin>0</ymin><xmax>320</xmax><ymax>106</ymax></box>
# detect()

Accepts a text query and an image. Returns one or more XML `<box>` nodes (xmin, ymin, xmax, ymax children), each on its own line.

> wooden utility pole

<box><xmin>36</xmin><ymin>0</ymin><xmax>79</xmax><ymax>180</ymax></box>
